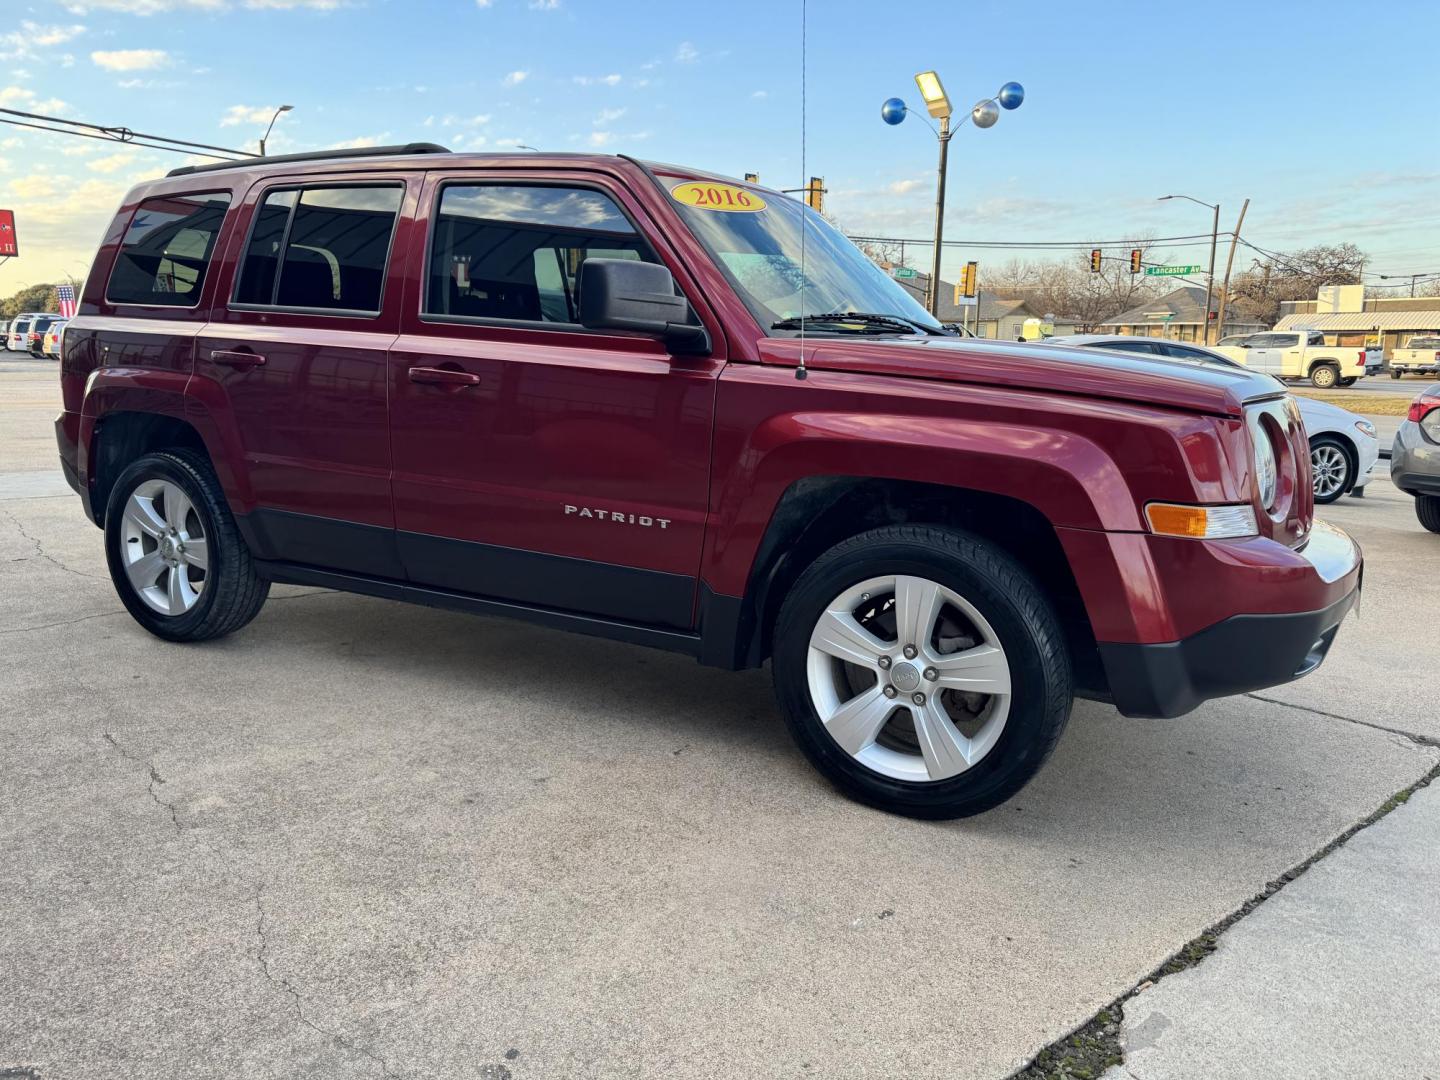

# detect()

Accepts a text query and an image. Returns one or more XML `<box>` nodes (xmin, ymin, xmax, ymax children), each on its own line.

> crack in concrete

<box><xmin>1011</xmin><ymin>758</ymin><xmax>1440</xmax><ymax>1080</ymax></box>
<box><xmin>0</xmin><ymin>609</ymin><xmax>126</xmax><ymax>636</ymax></box>
<box><xmin>102</xmin><ymin>732</ymin><xmax>181</xmax><ymax>832</ymax></box>
<box><xmin>1246</xmin><ymin>692</ymin><xmax>1440</xmax><ymax>748</ymax></box>
<box><xmin>253</xmin><ymin>886</ymin><xmax>398</xmax><ymax>1079</ymax></box>
<box><xmin>0</xmin><ymin>507</ymin><xmax>108</xmax><ymax>581</ymax></box>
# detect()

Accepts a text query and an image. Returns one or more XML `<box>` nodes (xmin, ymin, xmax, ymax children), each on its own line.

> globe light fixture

<box><xmin>879</xmin><ymin>75</ymin><xmax>1026</xmax><ymax>316</ymax></box>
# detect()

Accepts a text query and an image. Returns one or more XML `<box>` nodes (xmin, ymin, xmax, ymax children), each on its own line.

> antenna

<box><xmin>796</xmin><ymin>0</ymin><xmax>809</xmax><ymax>380</ymax></box>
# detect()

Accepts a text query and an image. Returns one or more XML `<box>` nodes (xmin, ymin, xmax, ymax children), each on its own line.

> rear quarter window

<box><xmin>106</xmin><ymin>192</ymin><xmax>232</xmax><ymax>307</ymax></box>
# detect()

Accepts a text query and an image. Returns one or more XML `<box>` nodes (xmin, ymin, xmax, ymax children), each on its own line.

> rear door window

<box><xmin>106</xmin><ymin>192</ymin><xmax>232</xmax><ymax>307</ymax></box>
<box><xmin>234</xmin><ymin>185</ymin><xmax>403</xmax><ymax>313</ymax></box>
<box><xmin>424</xmin><ymin>184</ymin><xmax>656</xmax><ymax>325</ymax></box>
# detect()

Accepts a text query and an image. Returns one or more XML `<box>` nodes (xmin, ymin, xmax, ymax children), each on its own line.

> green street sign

<box><xmin>1145</xmin><ymin>264</ymin><xmax>1202</xmax><ymax>277</ymax></box>
<box><xmin>893</xmin><ymin>267</ymin><xmax>917</xmax><ymax>279</ymax></box>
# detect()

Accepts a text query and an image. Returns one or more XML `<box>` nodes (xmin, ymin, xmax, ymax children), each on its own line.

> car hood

<box><xmin>757</xmin><ymin>335</ymin><xmax>1284</xmax><ymax>417</ymax></box>
<box><xmin>1294</xmin><ymin>395</ymin><xmax>1364</xmax><ymax>434</ymax></box>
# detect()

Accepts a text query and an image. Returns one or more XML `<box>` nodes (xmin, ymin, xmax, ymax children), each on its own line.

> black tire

<box><xmin>1309</xmin><ymin>435</ymin><xmax>1354</xmax><ymax>505</ymax></box>
<box><xmin>1310</xmin><ymin>363</ymin><xmax>1340</xmax><ymax>389</ymax></box>
<box><xmin>1337</xmin><ymin>377</ymin><xmax>1357</xmax><ymax>388</ymax></box>
<box><xmin>104</xmin><ymin>449</ymin><xmax>269</xmax><ymax>641</ymax></box>
<box><xmin>1391</xmin><ymin>370</ymin><xmax>1402</xmax><ymax>380</ymax></box>
<box><xmin>772</xmin><ymin>525</ymin><xmax>1072</xmax><ymax>819</ymax></box>
<box><xmin>1418</xmin><ymin>495</ymin><xmax>1440</xmax><ymax>534</ymax></box>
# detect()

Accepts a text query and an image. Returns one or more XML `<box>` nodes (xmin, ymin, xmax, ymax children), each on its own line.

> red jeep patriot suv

<box><xmin>56</xmin><ymin>145</ymin><xmax>1362</xmax><ymax>818</ymax></box>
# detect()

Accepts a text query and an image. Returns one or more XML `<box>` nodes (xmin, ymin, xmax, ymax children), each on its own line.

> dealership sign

<box><xmin>0</xmin><ymin>210</ymin><xmax>16</xmax><ymax>258</ymax></box>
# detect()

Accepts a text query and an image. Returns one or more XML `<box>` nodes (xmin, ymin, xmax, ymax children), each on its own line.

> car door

<box><xmin>387</xmin><ymin>171</ymin><xmax>726</xmax><ymax>629</ymax></box>
<box><xmin>1244</xmin><ymin>333</ymin><xmax>1286</xmax><ymax>376</ymax></box>
<box><xmin>197</xmin><ymin>175</ymin><xmax>419</xmax><ymax>577</ymax></box>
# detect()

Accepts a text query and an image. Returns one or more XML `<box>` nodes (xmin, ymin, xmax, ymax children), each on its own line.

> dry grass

<box><xmin>1290</xmin><ymin>389</ymin><xmax>1414</xmax><ymax>416</ymax></box>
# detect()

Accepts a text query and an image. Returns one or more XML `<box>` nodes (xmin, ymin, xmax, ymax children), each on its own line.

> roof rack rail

<box><xmin>165</xmin><ymin>142</ymin><xmax>451</xmax><ymax>179</ymax></box>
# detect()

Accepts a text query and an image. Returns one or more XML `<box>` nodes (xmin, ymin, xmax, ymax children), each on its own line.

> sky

<box><xmin>1</xmin><ymin>0</ymin><xmax>1437</xmax><ymax>296</ymax></box>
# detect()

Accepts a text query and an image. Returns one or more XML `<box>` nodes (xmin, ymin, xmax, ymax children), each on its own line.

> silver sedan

<box><xmin>1390</xmin><ymin>383</ymin><xmax>1440</xmax><ymax>533</ymax></box>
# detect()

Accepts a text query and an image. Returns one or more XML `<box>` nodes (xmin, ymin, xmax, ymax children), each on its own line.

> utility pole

<box><xmin>1215</xmin><ymin>197</ymin><xmax>1250</xmax><ymax>343</ymax></box>
<box><xmin>1379</xmin><ymin>271</ymin><xmax>1438</xmax><ymax>297</ymax></box>
<box><xmin>1206</xmin><ymin>202</ymin><xmax>1219</xmax><ymax>344</ymax></box>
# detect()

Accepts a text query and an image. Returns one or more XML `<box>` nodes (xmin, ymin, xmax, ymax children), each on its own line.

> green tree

<box><xmin>2</xmin><ymin>283</ymin><xmax>60</xmax><ymax>319</ymax></box>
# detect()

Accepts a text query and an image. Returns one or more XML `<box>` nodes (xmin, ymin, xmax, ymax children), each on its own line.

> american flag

<box><xmin>56</xmin><ymin>284</ymin><xmax>76</xmax><ymax>319</ymax></box>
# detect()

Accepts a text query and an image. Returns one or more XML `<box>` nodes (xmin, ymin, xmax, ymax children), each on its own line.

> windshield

<box><xmin>668</xmin><ymin>180</ymin><xmax>943</xmax><ymax>334</ymax></box>
<box><xmin>1407</xmin><ymin>337</ymin><xmax>1440</xmax><ymax>349</ymax></box>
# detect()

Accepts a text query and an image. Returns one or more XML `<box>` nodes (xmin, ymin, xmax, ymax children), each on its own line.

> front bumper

<box><xmin>1094</xmin><ymin>520</ymin><xmax>1362</xmax><ymax>718</ymax></box>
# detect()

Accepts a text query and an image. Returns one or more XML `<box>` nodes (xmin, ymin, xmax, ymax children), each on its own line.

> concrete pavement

<box><xmin>1105</xmin><ymin>780</ymin><xmax>1440</xmax><ymax>1080</ymax></box>
<box><xmin>2</xmin><ymin>356</ymin><xmax>1438</xmax><ymax>1079</ymax></box>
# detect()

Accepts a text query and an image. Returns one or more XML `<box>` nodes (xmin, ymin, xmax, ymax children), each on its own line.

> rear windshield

<box><xmin>1407</xmin><ymin>337</ymin><xmax>1440</xmax><ymax>349</ymax></box>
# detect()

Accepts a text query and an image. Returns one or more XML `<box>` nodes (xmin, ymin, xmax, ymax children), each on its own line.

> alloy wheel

<box><xmin>1311</xmin><ymin>444</ymin><xmax>1349</xmax><ymax>501</ymax></box>
<box><xmin>806</xmin><ymin>574</ymin><xmax>1012</xmax><ymax>782</ymax></box>
<box><xmin>118</xmin><ymin>479</ymin><xmax>209</xmax><ymax>616</ymax></box>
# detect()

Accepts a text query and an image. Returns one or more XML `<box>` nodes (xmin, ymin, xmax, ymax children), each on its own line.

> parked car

<box><xmin>1390</xmin><ymin>384</ymin><xmax>1440</xmax><ymax>533</ymax></box>
<box><xmin>25</xmin><ymin>315</ymin><xmax>58</xmax><ymax>357</ymax></box>
<box><xmin>1390</xmin><ymin>335</ymin><xmax>1440</xmax><ymax>380</ymax></box>
<box><xmin>1212</xmin><ymin>329</ymin><xmax>1381</xmax><ymax>388</ymax></box>
<box><xmin>1052</xmin><ymin>335</ymin><xmax>1379</xmax><ymax>503</ymax></box>
<box><xmin>55</xmin><ymin>146</ymin><xmax>1363</xmax><ymax>819</ymax></box>
<box><xmin>6</xmin><ymin>314</ymin><xmax>40</xmax><ymax>352</ymax></box>
<box><xmin>43</xmin><ymin>319</ymin><xmax>68</xmax><ymax>359</ymax></box>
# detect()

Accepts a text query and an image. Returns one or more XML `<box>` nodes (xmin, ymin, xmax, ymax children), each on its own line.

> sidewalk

<box><xmin>1103</xmin><ymin>778</ymin><xmax>1440</xmax><ymax>1079</ymax></box>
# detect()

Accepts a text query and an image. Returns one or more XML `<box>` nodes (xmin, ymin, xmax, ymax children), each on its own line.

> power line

<box><xmin>0</xmin><ymin>106</ymin><xmax>249</xmax><ymax>161</ymax></box>
<box><xmin>844</xmin><ymin>231</ymin><xmax>1226</xmax><ymax>251</ymax></box>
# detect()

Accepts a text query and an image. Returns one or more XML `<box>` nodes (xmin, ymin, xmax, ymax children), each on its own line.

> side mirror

<box><xmin>579</xmin><ymin>258</ymin><xmax>710</xmax><ymax>355</ymax></box>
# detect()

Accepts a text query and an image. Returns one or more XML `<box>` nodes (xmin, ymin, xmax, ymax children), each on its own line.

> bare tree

<box><xmin>1228</xmin><ymin>243</ymin><xmax>1368</xmax><ymax>325</ymax></box>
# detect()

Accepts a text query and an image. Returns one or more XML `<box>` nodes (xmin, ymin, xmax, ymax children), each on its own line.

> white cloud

<box><xmin>675</xmin><ymin>41</ymin><xmax>698</xmax><ymax>62</ymax></box>
<box><xmin>887</xmin><ymin>178</ymin><xmax>924</xmax><ymax>195</ymax></box>
<box><xmin>1</xmin><ymin>22</ymin><xmax>86</xmax><ymax>60</ymax></box>
<box><xmin>751</xmin><ymin>90</ymin><xmax>768</xmax><ymax>99</ymax></box>
<box><xmin>0</xmin><ymin>85</ymin><xmax>69</xmax><ymax>113</ymax></box>
<box><xmin>60</xmin><ymin>143</ymin><xmax>98</xmax><ymax>156</ymax></box>
<box><xmin>586</xmin><ymin>130</ymin><xmax>650</xmax><ymax>148</ymax></box>
<box><xmin>63</xmin><ymin>0</ymin><xmax>341</xmax><ymax>12</ymax></box>
<box><xmin>573</xmin><ymin>73</ymin><xmax>622</xmax><ymax>87</ymax></box>
<box><xmin>475</xmin><ymin>0</ymin><xmax>493</xmax><ymax>6</ymax></box>
<box><xmin>503</xmin><ymin>70</ymin><xmax>527</xmax><ymax>86</ymax></box>
<box><xmin>492</xmin><ymin>137</ymin><xmax>527</xmax><ymax>148</ymax></box>
<box><xmin>86</xmin><ymin>153</ymin><xmax>140</xmax><ymax>173</ymax></box>
<box><xmin>91</xmin><ymin>48</ymin><xmax>168</xmax><ymax>71</ymax></box>
<box><xmin>10</xmin><ymin>174</ymin><xmax>62</xmax><ymax>199</ymax></box>
<box><xmin>441</xmin><ymin>113</ymin><xmax>490</xmax><ymax>127</ymax></box>
<box><xmin>529</xmin><ymin>0</ymin><xmax>560</xmax><ymax>7</ymax></box>
<box><xmin>326</xmin><ymin>133</ymin><xmax>390</xmax><ymax>149</ymax></box>
<box><xmin>219</xmin><ymin>104</ymin><xmax>282</xmax><ymax>127</ymax></box>
<box><xmin>593</xmin><ymin>107</ymin><xmax>626</xmax><ymax>124</ymax></box>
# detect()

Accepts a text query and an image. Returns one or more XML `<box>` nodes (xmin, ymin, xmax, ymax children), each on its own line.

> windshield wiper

<box><xmin>771</xmin><ymin>312</ymin><xmax>938</xmax><ymax>335</ymax></box>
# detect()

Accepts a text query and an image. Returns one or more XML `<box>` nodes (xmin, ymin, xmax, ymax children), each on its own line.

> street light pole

<box><xmin>258</xmin><ymin>104</ymin><xmax>293</xmax><ymax>157</ymax></box>
<box><xmin>928</xmin><ymin>115</ymin><xmax>952</xmax><ymax>315</ymax></box>
<box><xmin>1160</xmin><ymin>193</ymin><xmax>1219</xmax><ymax>343</ymax></box>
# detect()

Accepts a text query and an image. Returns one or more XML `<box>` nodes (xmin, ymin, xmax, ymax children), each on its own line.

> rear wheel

<box><xmin>1310</xmin><ymin>363</ymin><xmax>1340</xmax><ymax>389</ymax></box>
<box><xmin>1310</xmin><ymin>436</ymin><xmax>1353</xmax><ymax>504</ymax></box>
<box><xmin>1418</xmin><ymin>495</ymin><xmax>1440</xmax><ymax>534</ymax></box>
<box><xmin>772</xmin><ymin>525</ymin><xmax>1072</xmax><ymax>819</ymax></box>
<box><xmin>105</xmin><ymin>449</ymin><xmax>269</xmax><ymax>641</ymax></box>
<box><xmin>1337</xmin><ymin>377</ymin><xmax>1357</xmax><ymax>387</ymax></box>
<box><xmin>1392</xmin><ymin>369</ymin><xmax>1403</xmax><ymax>380</ymax></box>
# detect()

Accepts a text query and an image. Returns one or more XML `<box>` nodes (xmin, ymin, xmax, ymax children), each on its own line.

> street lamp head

<box><xmin>914</xmin><ymin>70</ymin><xmax>952</xmax><ymax>120</ymax></box>
<box><xmin>880</xmin><ymin>97</ymin><xmax>908</xmax><ymax>126</ymax></box>
<box><xmin>997</xmin><ymin>81</ymin><xmax>1024</xmax><ymax>110</ymax></box>
<box><xmin>278</xmin><ymin>104</ymin><xmax>293</xmax><ymax>113</ymax></box>
<box><xmin>971</xmin><ymin>98</ymin><xmax>1000</xmax><ymax>129</ymax></box>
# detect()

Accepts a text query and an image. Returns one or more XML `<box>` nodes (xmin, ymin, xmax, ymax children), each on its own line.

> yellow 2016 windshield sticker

<box><xmin>671</xmin><ymin>181</ymin><xmax>766</xmax><ymax>212</ymax></box>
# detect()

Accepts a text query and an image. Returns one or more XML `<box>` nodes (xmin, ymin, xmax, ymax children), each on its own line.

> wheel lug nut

<box><xmin>912</xmin><ymin>692</ymin><xmax>926</xmax><ymax>706</ymax></box>
<box><xmin>903</xmin><ymin>644</ymin><xmax>917</xmax><ymax>659</ymax></box>
<box><xmin>877</xmin><ymin>656</ymin><xmax>891</xmax><ymax>670</ymax></box>
<box><xmin>882</xmin><ymin>686</ymin><xmax>897</xmax><ymax>699</ymax></box>
<box><xmin>923</xmin><ymin>667</ymin><xmax>937</xmax><ymax>681</ymax></box>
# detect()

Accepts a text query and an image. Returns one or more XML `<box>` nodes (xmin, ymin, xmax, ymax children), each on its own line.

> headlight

<box><xmin>1249</xmin><ymin>414</ymin><xmax>1278</xmax><ymax>511</ymax></box>
<box><xmin>1354</xmin><ymin>420</ymin><xmax>1376</xmax><ymax>438</ymax></box>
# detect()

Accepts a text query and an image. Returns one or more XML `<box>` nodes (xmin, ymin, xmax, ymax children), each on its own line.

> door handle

<box><xmin>212</xmin><ymin>349</ymin><xmax>266</xmax><ymax>370</ymax></box>
<box><xmin>408</xmin><ymin>366</ymin><xmax>480</xmax><ymax>387</ymax></box>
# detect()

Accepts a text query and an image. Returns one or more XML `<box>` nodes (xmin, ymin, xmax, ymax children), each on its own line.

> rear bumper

<box><xmin>55</xmin><ymin>410</ymin><xmax>97</xmax><ymax>524</ymax></box>
<box><xmin>1093</xmin><ymin>520</ymin><xmax>1362</xmax><ymax>718</ymax></box>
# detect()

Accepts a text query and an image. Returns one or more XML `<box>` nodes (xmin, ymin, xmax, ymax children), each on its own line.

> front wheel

<box><xmin>1418</xmin><ymin>495</ymin><xmax>1440</xmax><ymax>534</ymax></box>
<box><xmin>1310</xmin><ymin>436</ymin><xmax>1354</xmax><ymax>504</ymax></box>
<box><xmin>105</xmin><ymin>449</ymin><xmax>270</xmax><ymax>641</ymax></box>
<box><xmin>772</xmin><ymin>525</ymin><xmax>1072</xmax><ymax>819</ymax></box>
<box><xmin>1391</xmin><ymin>370</ymin><xmax>1403</xmax><ymax>380</ymax></box>
<box><xmin>1310</xmin><ymin>364</ymin><xmax>1340</xmax><ymax>389</ymax></box>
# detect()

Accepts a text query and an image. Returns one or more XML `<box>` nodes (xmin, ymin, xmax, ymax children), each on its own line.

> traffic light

<box><xmin>1129</xmin><ymin>249</ymin><xmax>1142</xmax><ymax>274</ymax></box>
<box><xmin>1090</xmin><ymin>249</ymin><xmax>1103</xmax><ymax>273</ymax></box>
<box><xmin>744</xmin><ymin>173</ymin><xmax>759</xmax><ymax>184</ymax></box>
<box><xmin>961</xmin><ymin>260</ymin><xmax>978</xmax><ymax>298</ymax></box>
<box><xmin>805</xmin><ymin>176</ymin><xmax>825</xmax><ymax>213</ymax></box>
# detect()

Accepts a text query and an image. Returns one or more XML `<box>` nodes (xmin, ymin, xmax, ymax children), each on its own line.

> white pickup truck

<box><xmin>1390</xmin><ymin>335</ymin><xmax>1440</xmax><ymax>379</ymax></box>
<box><xmin>1213</xmin><ymin>329</ymin><xmax>1382</xmax><ymax>388</ymax></box>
